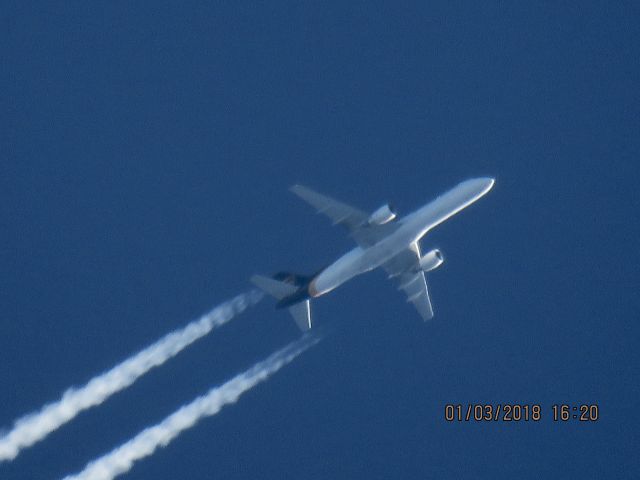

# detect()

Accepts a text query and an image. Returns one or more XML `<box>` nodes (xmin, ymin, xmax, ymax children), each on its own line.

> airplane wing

<box><xmin>290</xmin><ymin>185</ymin><xmax>398</xmax><ymax>246</ymax></box>
<box><xmin>382</xmin><ymin>242</ymin><xmax>434</xmax><ymax>321</ymax></box>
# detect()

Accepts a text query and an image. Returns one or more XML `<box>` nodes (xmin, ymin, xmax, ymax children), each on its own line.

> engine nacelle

<box><xmin>368</xmin><ymin>204</ymin><xmax>397</xmax><ymax>225</ymax></box>
<box><xmin>419</xmin><ymin>249</ymin><xmax>444</xmax><ymax>272</ymax></box>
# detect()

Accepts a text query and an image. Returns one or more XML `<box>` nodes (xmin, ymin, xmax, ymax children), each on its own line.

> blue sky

<box><xmin>2</xmin><ymin>2</ymin><xmax>639</xmax><ymax>479</ymax></box>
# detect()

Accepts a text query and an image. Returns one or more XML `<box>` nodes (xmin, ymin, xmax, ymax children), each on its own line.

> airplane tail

<box><xmin>272</xmin><ymin>271</ymin><xmax>313</xmax><ymax>286</ymax></box>
<box><xmin>250</xmin><ymin>274</ymin><xmax>312</xmax><ymax>331</ymax></box>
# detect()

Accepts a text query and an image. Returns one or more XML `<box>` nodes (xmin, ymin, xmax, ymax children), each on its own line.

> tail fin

<box><xmin>250</xmin><ymin>274</ymin><xmax>312</xmax><ymax>331</ymax></box>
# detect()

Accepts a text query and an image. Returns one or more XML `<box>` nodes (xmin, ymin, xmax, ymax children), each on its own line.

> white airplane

<box><xmin>251</xmin><ymin>177</ymin><xmax>495</xmax><ymax>330</ymax></box>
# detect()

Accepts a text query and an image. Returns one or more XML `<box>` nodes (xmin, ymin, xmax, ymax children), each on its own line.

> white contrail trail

<box><xmin>61</xmin><ymin>334</ymin><xmax>320</xmax><ymax>480</ymax></box>
<box><xmin>0</xmin><ymin>290</ymin><xmax>263</xmax><ymax>462</ymax></box>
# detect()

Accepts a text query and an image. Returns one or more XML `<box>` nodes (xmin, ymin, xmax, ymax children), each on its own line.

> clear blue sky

<box><xmin>2</xmin><ymin>2</ymin><xmax>638</xmax><ymax>479</ymax></box>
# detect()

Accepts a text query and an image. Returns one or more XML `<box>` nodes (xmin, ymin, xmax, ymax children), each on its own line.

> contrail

<box><xmin>0</xmin><ymin>290</ymin><xmax>263</xmax><ymax>462</ymax></box>
<box><xmin>61</xmin><ymin>334</ymin><xmax>320</xmax><ymax>480</ymax></box>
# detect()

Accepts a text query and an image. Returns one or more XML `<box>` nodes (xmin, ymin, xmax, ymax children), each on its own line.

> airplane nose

<box><xmin>458</xmin><ymin>177</ymin><xmax>496</xmax><ymax>197</ymax></box>
<box><xmin>475</xmin><ymin>177</ymin><xmax>495</xmax><ymax>193</ymax></box>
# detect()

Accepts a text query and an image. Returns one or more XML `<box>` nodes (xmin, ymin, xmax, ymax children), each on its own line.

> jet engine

<box><xmin>368</xmin><ymin>204</ymin><xmax>397</xmax><ymax>225</ymax></box>
<box><xmin>419</xmin><ymin>249</ymin><xmax>444</xmax><ymax>272</ymax></box>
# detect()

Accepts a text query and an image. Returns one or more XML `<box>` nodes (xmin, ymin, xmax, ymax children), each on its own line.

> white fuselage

<box><xmin>308</xmin><ymin>177</ymin><xmax>495</xmax><ymax>297</ymax></box>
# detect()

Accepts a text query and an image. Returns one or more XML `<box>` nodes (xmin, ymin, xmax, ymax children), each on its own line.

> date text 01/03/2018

<box><xmin>444</xmin><ymin>404</ymin><xmax>599</xmax><ymax>422</ymax></box>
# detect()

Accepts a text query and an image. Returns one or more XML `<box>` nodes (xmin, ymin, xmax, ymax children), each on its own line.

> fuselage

<box><xmin>307</xmin><ymin>177</ymin><xmax>495</xmax><ymax>298</ymax></box>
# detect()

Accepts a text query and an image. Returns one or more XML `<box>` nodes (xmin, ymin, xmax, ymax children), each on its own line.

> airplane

<box><xmin>251</xmin><ymin>177</ymin><xmax>495</xmax><ymax>330</ymax></box>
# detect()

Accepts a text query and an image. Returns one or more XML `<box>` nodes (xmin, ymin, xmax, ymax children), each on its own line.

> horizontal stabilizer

<box><xmin>250</xmin><ymin>274</ymin><xmax>297</xmax><ymax>300</ymax></box>
<box><xmin>251</xmin><ymin>274</ymin><xmax>313</xmax><ymax>331</ymax></box>
<box><xmin>289</xmin><ymin>300</ymin><xmax>312</xmax><ymax>331</ymax></box>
